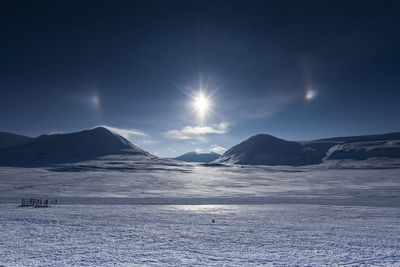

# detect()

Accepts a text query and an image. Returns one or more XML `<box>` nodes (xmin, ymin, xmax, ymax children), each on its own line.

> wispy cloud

<box><xmin>240</xmin><ymin>93</ymin><xmax>299</xmax><ymax>118</ymax></box>
<box><xmin>98</xmin><ymin>125</ymin><xmax>147</xmax><ymax>138</ymax></box>
<box><xmin>210</xmin><ymin>144</ymin><xmax>227</xmax><ymax>154</ymax></box>
<box><xmin>136</xmin><ymin>139</ymin><xmax>158</xmax><ymax>145</ymax></box>
<box><xmin>164</xmin><ymin>122</ymin><xmax>229</xmax><ymax>140</ymax></box>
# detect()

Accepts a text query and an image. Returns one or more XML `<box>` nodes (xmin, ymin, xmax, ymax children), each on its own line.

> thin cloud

<box><xmin>240</xmin><ymin>93</ymin><xmax>299</xmax><ymax>119</ymax></box>
<box><xmin>164</xmin><ymin>122</ymin><xmax>229</xmax><ymax>140</ymax></box>
<box><xmin>195</xmin><ymin>148</ymin><xmax>203</xmax><ymax>153</ymax></box>
<box><xmin>137</xmin><ymin>139</ymin><xmax>158</xmax><ymax>145</ymax></box>
<box><xmin>210</xmin><ymin>144</ymin><xmax>227</xmax><ymax>154</ymax></box>
<box><xmin>98</xmin><ymin>125</ymin><xmax>147</xmax><ymax>138</ymax></box>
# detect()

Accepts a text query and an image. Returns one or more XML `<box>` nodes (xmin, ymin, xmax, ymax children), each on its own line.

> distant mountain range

<box><xmin>214</xmin><ymin>132</ymin><xmax>400</xmax><ymax>166</ymax></box>
<box><xmin>0</xmin><ymin>127</ymin><xmax>399</xmax><ymax>167</ymax></box>
<box><xmin>174</xmin><ymin>152</ymin><xmax>220</xmax><ymax>163</ymax></box>
<box><xmin>0</xmin><ymin>127</ymin><xmax>151</xmax><ymax>166</ymax></box>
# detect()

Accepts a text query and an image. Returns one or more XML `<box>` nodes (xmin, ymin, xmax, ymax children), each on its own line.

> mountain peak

<box><xmin>90</xmin><ymin>126</ymin><xmax>115</xmax><ymax>134</ymax></box>
<box><xmin>183</xmin><ymin>151</ymin><xmax>198</xmax><ymax>155</ymax></box>
<box><xmin>249</xmin><ymin>134</ymin><xmax>287</xmax><ymax>143</ymax></box>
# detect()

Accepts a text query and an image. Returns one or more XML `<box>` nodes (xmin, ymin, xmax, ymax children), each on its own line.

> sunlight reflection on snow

<box><xmin>167</xmin><ymin>204</ymin><xmax>241</xmax><ymax>214</ymax></box>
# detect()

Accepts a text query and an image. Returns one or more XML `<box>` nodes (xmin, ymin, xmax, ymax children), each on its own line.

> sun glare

<box><xmin>193</xmin><ymin>91</ymin><xmax>211</xmax><ymax>120</ymax></box>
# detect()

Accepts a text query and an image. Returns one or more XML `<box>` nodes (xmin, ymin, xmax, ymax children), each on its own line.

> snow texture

<box><xmin>1</xmin><ymin>204</ymin><xmax>400</xmax><ymax>266</ymax></box>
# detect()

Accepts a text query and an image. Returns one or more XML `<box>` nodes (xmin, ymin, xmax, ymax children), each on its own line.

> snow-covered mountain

<box><xmin>214</xmin><ymin>134</ymin><xmax>321</xmax><ymax>166</ymax></box>
<box><xmin>324</xmin><ymin>140</ymin><xmax>400</xmax><ymax>160</ymax></box>
<box><xmin>317</xmin><ymin>132</ymin><xmax>400</xmax><ymax>143</ymax></box>
<box><xmin>310</xmin><ymin>132</ymin><xmax>400</xmax><ymax>160</ymax></box>
<box><xmin>214</xmin><ymin>132</ymin><xmax>400</xmax><ymax>166</ymax></box>
<box><xmin>0</xmin><ymin>127</ymin><xmax>152</xmax><ymax>166</ymax></box>
<box><xmin>0</xmin><ymin>132</ymin><xmax>33</xmax><ymax>148</ymax></box>
<box><xmin>174</xmin><ymin>152</ymin><xmax>220</xmax><ymax>163</ymax></box>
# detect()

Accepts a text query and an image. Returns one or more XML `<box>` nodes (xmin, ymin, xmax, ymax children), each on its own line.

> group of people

<box><xmin>20</xmin><ymin>198</ymin><xmax>57</xmax><ymax>207</ymax></box>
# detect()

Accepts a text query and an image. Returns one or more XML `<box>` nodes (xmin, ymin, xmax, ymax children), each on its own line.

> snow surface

<box><xmin>1</xmin><ymin>204</ymin><xmax>400</xmax><ymax>266</ymax></box>
<box><xmin>1</xmin><ymin>156</ymin><xmax>400</xmax><ymax>265</ymax></box>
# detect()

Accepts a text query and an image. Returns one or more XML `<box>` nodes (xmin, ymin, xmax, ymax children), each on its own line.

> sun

<box><xmin>192</xmin><ymin>91</ymin><xmax>211</xmax><ymax>121</ymax></box>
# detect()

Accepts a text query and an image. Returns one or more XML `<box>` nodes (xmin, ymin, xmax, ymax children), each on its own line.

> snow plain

<box><xmin>1</xmin><ymin>155</ymin><xmax>400</xmax><ymax>266</ymax></box>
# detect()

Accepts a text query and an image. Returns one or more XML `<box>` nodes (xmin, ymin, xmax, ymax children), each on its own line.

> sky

<box><xmin>0</xmin><ymin>0</ymin><xmax>399</xmax><ymax>157</ymax></box>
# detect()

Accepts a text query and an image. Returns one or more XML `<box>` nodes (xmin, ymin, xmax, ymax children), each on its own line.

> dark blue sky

<box><xmin>1</xmin><ymin>0</ymin><xmax>399</xmax><ymax>156</ymax></box>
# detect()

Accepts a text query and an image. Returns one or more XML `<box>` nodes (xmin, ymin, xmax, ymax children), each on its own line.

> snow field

<box><xmin>1</xmin><ymin>204</ymin><xmax>400</xmax><ymax>266</ymax></box>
